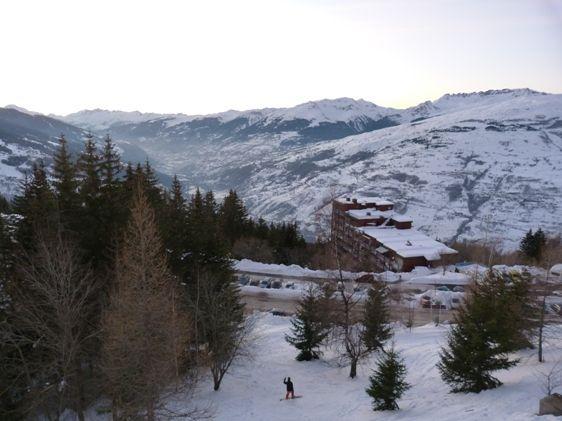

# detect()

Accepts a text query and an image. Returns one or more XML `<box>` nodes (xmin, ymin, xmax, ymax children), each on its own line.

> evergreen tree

<box><xmin>98</xmin><ymin>134</ymin><xmax>125</xmax><ymax>251</ymax></box>
<box><xmin>506</xmin><ymin>270</ymin><xmax>538</xmax><ymax>349</ymax></box>
<box><xmin>219</xmin><ymin>190</ymin><xmax>249</xmax><ymax>245</ymax></box>
<box><xmin>366</xmin><ymin>346</ymin><xmax>410</xmax><ymax>411</ymax></box>
<box><xmin>0</xmin><ymin>194</ymin><xmax>11</xmax><ymax>214</ymax></box>
<box><xmin>437</xmin><ymin>270</ymin><xmax>522</xmax><ymax>393</ymax></box>
<box><xmin>52</xmin><ymin>134</ymin><xmax>79</xmax><ymax>227</ymax></box>
<box><xmin>534</xmin><ymin>228</ymin><xmax>547</xmax><ymax>263</ymax></box>
<box><xmin>253</xmin><ymin>217</ymin><xmax>269</xmax><ymax>239</ymax></box>
<box><xmin>187</xmin><ymin>189</ymin><xmax>229</xmax><ymax>270</ymax></box>
<box><xmin>285</xmin><ymin>286</ymin><xmax>330</xmax><ymax>361</ymax></box>
<box><xmin>141</xmin><ymin>160</ymin><xmax>164</xmax><ymax>212</ymax></box>
<box><xmin>186</xmin><ymin>188</ymin><xmax>205</xmax><ymax>267</ymax></box>
<box><xmin>362</xmin><ymin>282</ymin><xmax>392</xmax><ymax>352</ymax></box>
<box><xmin>519</xmin><ymin>229</ymin><xmax>535</xmax><ymax>259</ymax></box>
<box><xmin>13</xmin><ymin>161</ymin><xmax>57</xmax><ymax>248</ymax></box>
<box><xmin>77</xmin><ymin>134</ymin><xmax>103</xmax><ymax>266</ymax></box>
<box><xmin>100</xmin><ymin>134</ymin><xmax>121</xmax><ymax>190</ymax></box>
<box><xmin>162</xmin><ymin>175</ymin><xmax>189</xmax><ymax>276</ymax></box>
<box><xmin>520</xmin><ymin>228</ymin><xmax>547</xmax><ymax>263</ymax></box>
<box><xmin>77</xmin><ymin>133</ymin><xmax>101</xmax><ymax>201</ymax></box>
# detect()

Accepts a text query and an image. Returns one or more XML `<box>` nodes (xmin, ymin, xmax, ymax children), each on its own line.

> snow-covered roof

<box><xmin>335</xmin><ymin>196</ymin><xmax>394</xmax><ymax>207</ymax></box>
<box><xmin>391</xmin><ymin>215</ymin><xmax>413</xmax><ymax>223</ymax></box>
<box><xmin>346</xmin><ymin>208</ymin><xmax>390</xmax><ymax>220</ymax></box>
<box><xmin>359</xmin><ymin>226</ymin><xmax>457</xmax><ymax>260</ymax></box>
<box><xmin>346</xmin><ymin>208</ymin><xmax>412</xmax><ymax>223</ymax></box>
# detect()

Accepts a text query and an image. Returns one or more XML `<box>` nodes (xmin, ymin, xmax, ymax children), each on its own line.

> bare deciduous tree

<box><xmin>331</xmin><ymin>284</ymin><xmax>370</xmax><ymax>378</ymax></box>
<box><xmin>189</xmin><ymin>271</ymin><xmax>252</xmax><ymax>391</ymax></box>
<box><xmin>538</xmin><ymin>361</ymin><xmax>562</xmax><ymax>396</ymax></box>
<box><xmin>101</xmin><ymin>188</ymin><xmax>200</xmax><ymax>420</ymax></box>
<box><xmin>2</xmin><ymin>233</ymin><xmax>97</xmax><ymax>421</ymax></box>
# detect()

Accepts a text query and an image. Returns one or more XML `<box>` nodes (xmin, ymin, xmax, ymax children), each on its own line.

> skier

<box><xmin>283</xmin><ymin>377</ymin><xmax>295</xmax><ymax>399</ymax></box>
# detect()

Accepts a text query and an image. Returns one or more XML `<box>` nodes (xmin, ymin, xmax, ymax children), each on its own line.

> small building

<box><xmin>331</xmin><ymin>195</ymin><xmax>457</xmax><ymax>272</ymax></box>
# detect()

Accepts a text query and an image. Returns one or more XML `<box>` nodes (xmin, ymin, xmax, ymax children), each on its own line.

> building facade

<box><xmin>331</xmin><ymin>196</ymin><xmax>457</xmax><ymax>272</ymax></box>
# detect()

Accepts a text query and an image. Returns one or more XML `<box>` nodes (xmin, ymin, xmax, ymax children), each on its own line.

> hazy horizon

<box><xmin>5</xmin><ymin>87</ymin><xmax>559</xmax><ymax>117</ymax></box>
<box><xmin>1</xmin><ymin>0</ymin><xmax>561</xmax><ymax>115</ymax></box>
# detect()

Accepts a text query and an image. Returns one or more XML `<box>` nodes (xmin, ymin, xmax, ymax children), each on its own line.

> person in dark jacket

<box><xmin>283</xmin><ymin>377</ymin><xmax>295</xmax><ymax>399</ymax></box>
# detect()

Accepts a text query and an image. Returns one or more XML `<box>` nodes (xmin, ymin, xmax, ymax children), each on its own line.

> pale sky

<box><xmin>1</xmin><ymin>0</ymin><xmax>561</xmax><ymax>115</ymax></box>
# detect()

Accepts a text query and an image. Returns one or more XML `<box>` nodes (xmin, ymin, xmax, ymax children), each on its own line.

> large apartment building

<box><xmin>331</xmin><ymin>196</ymin><xmax>457</xmax><ymax>272</ymax></box>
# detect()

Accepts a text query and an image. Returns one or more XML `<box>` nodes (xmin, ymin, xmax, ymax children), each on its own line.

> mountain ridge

<box><xmin>1</xmin><ymin>87</ymin><xmax>561</xmax><ymax>249</ymax></box>
<box><xmin>55</xmin><ymin>88</ymin><xmax>546</xmax><ymax>130</ymax></box>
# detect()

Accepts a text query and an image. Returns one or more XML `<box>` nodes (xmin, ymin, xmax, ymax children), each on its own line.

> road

<box><xmin>240</xmin><ymin>284</ymin><xmax>456</xmax><ymax>326</ymax></box>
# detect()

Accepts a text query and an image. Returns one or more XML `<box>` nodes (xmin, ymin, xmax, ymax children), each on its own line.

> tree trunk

<box><xmin>212</xmin><ymin>368</ymin><xmax>220</xmax><ymax>391</ymax></box>
<box><xmin>75</xmin><ymin>361</ymin><xmax>85</xmax><ymax>421</ymax></box>
<box><xmin>539</xmin><ymin>294</ymin><xmax>546</xmax><ymax>362</ymax></box>
<box><xmin>349</xmin><ymin>359</ymin><xmax>358</xmax><ymax>378</ymax></box>
<box><xmin>147</xmin><ymin>399</ymin><xmax>155</xmax><ymax>421</ymax></box>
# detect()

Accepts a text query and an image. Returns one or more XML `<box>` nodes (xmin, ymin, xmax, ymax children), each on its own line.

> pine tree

<box><xmin>162</xmin><ymin>175</ymin><xmax>189</xmax><ymax>276</ymax></box>
<box><xmin>534</xmin><ymin>228</ymin><xmax>547</xmax><ymax>263</ymax></box>
<box><xmin>362</xmin><ymin>281</ymin><xmax>392</xmax><ymax>352</ymax></box>
<box><xmin>13</xmin><ymin>161</ymin><xmax>57</xmax><ymax>248</ymax></box>
<box><xmin>520</xmin><ymin>228</ymin><xmax>547</xmax><ymax>263</ymax></box>
<box><xmin>218</xmin><ymin>190</ymin><xmax>249</xmax><ymax>245</ymax></box>
<box><xmin>506</xmin><ymin>271</ymin><xmax>538</xmax><ymax>349</ymax></box>
<box><xmin>77</xmin><ymin>134</ymin><xmax>104</xmax><ymax>265</ymax></box>
<box><xmin>187</xmin><ymin>189</ymin><xmax>230</xmax><ymax>271</ymax></box>
<box><xmin>100</xmin><ymin>134</ymin><xmax>121</xmax><ymax>190</ymax></box>
<box><xmin>52</xmin><ymin>134</ymin><xmax>79</xmax><ymax>227</ymax></box>
<box><xmin>142</xmin><ymin>160</ymin><xmax>164</xmax><ymax>212</ymax></box>
<box><xmin>98</xmin><ymin>134</ymin><xmax>125</xmax><ymax>252</ymax></box>
<box><xmin>77</xmin><ymin>133</ymin><xmax>101</xmax><ymax>201</ymax></box>
<box><xmin>285</xmin><ymin>286</ymin><xmax>330</xmax><ymax>361</ymax></box>
<box><xmin>366</xmin><ymin>346</ymin><xmax>410</xmax><ymax>411</ymax></box>
<box><xmin>519</xmin><ymin>229</ymin><xmax>535</xmax><ymax>260</ymax></box>
<box><xmin>437</xmin><ymin>270</ymin><xmax>521</xmax><ymax>393</ymax></box>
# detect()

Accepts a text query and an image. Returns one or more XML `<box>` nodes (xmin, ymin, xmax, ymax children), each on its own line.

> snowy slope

<box><xmin>0</xmin><ymin>107</ymin><xmax>174</xmax><ymax>194</ymax></box>
<box><xmin>2</xmin><ymin>89</ymin><xmax>561</xmax><ymax>249</ymax></box>
<box><xmin>66</xmin><ymin>89</ymin><xmax>558</xmax><ymax>250</ymax></box>
<box><xmin>162</xmin><ymin>313</ymin><xmax>560</xmax><ymax>421</ymax></box>
<box><xmin>235</xmin><ymin>90</ymin><xmax>562</xmax><ymax>249</ymax></box>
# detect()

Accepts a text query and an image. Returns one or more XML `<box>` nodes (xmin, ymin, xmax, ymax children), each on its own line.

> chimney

<box><xmin>366</xmin><ymin>212</ymin><xmax>371</xmax><ymax>216</ymax></box>
<box><xmin>352</xmin><ymin>198</ymin><xmax>358</xmax><ymax>204</ymax></box>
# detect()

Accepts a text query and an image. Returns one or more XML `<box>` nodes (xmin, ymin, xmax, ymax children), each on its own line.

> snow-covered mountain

<box><xmin>0</xmin><ymin>106</ymin><xmax>173</xmax><ymax>194</ymax></box>
<box><xmin>58</xmin><ymin>97</ymin><xmax>404</xmax><ymax>143</ymax></box>
<box><xmin>2</xmin><ymin>89</ymin><xmax>561</xmax><ymax>249</ymax></box>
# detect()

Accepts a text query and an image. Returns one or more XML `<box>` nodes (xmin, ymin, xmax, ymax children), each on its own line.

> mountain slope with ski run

<box><xmin>2</xmin><ymin>89</ymin><xmax>561</xmax><ymax>249</ymax></box>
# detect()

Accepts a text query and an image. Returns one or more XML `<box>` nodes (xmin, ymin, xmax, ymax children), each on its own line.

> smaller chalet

<box><xmin>331</xmin><ymin>196</ymin><xmax>457</xmax><ymax>272</ymax></box>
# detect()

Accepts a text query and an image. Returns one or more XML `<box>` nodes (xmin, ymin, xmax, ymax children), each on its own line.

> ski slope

<box><xmin>183</xmin><ymin>313</ymin><xmax>561</xmax><ymax>421</ymax></box>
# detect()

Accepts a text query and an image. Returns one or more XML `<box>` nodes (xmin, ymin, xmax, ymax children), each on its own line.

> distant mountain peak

<box><xmin>438</xmin><ymin>88</ymin><xmax>544</xmax><ymax>100</ymax></box>
<box><xmin>4</xmin><ymin>104</ymin><xmax>41</xmax><ymax>116</ymax></box>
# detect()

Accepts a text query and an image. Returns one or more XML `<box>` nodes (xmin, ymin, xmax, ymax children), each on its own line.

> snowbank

<box><xmin>407</xmin><ymin>271</ymin><xmax>471</xmax><ymax>286</ymax></box>
<box><xmin>550</xmin><ymin>264</ymin><xmax>562</xmax><ymax>277</ymax></box>
<box><xmin>234</xmin><ymin>259</ymin><xmax>370</xmax><ymax>280</ymax></box>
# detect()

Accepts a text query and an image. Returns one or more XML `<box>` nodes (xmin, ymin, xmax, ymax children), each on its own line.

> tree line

<box><xmin>284</xmin><ymin>266</ymin><xmax>545</xmax><ymax>412</ymax></box>
<box><xmin>0</xmin><ymin>133</ymin><xmax>305</xmax><ymax>420</ymax></box>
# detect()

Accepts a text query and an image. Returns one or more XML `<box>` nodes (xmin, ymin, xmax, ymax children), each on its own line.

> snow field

<box><xmin>185</xmin><ymin>313</ymin><xmax>562</xmax><ymax>421</ymax></box>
